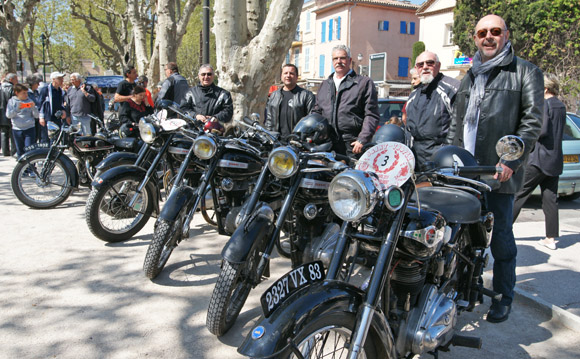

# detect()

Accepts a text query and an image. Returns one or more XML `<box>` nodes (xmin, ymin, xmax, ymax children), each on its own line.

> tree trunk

<box><xmin>214</xmin><ymin>0</ymin><xmax>303</xmax><ymax>127</ymax></box>
<box><xmin>156</xmin><ymin>0</ymin><xmax>178</xmax><ymax>74</ymax></box>
<box><xmin>0</xmin><ymin>0</ymin><xmax>39</xmax><ymax>74</ymax></box>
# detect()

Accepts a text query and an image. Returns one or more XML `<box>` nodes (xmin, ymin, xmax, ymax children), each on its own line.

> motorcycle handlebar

<box><xmin>457</xmin><ymin>166</ymin><xmax>502</xmax><ymax>176</ymax></box>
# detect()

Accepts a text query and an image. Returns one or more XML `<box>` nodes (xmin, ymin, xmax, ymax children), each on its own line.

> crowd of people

<box><xmin>1</xmin><ymin>13</ymin><xmax>566</xmax><ymax>326</ymax></box>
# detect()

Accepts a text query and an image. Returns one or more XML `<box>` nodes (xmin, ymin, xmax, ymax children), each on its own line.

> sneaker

<box><xmin>538</xmin><ymin>238</ymin><xmax>556</xmax><ymax>250</ymax></box>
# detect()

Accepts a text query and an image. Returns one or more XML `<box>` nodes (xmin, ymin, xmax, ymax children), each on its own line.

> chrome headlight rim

<box><xmin>328</xmin><ymin>169</ymin><xmax>379</xmax><ymax>222</ymax></box>
<box><xmin>139</xmin><ymin>119</ymin><xmax>157</xmax><ymax>144</ymax></box>
<box><xmin>193</xmin><ymin>135</ymin><xmax>217</xmax><ymax>160</ymax></box>
<box><xmin>47</xmin><ymin>121</ymin><xmax>60</xmax><ymax>138</ymax></box>
<box><xmin>267</xmin><ymin>146</ymin><xmax>299</xmax><ymax>179</ymax></box>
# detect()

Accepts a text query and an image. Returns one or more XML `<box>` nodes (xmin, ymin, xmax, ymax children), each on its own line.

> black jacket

<box><xmin>156</xmin><ymin>73</ymin><xmax>189</xmax><ymax>106</ymax></box>
<box><xmin>265</xmin><ymin>86</ymin><xmax>315</xmax><ymax>136</ymax></box>
<box><xmin>405</xmin><ymin>73</ymin><xmax>459</xmax><ymax>170</ymax></box>
<box><xmin>528</xmin><ymin>96</ymin><xmax>566</xmax><ymax>177</ymax></box>
<box><xmin>312</xmin><ymin>70</ymin><xmax>379</xmax><ymax>146</ymax></box>
<box><xmin>447</xmin><ymin>47</ymin><xmax>543</xmax><ymax>193</ymax></box>
<box><xmin>180</xmin><ymin>84</ymin><xmax>233</xmax><ymax>123</ymax></box>
<box><xmin>119</xmin><ymin>99</ymin><xmax>154</xmax><ymax>125</ymax></box>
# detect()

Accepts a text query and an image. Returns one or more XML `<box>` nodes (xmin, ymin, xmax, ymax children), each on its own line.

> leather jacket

<box><xmin>446</xmin><ymin>47</ymin><xmax>543</xmax><ymax>193</ymax></box>
<box><xmin>180</xmin><ymin>84</ymin><xmax>233</xmax><ymax>123</ymax></box>
<box><xmin>156</xmin><ymin>73</ymin><xmax>189</xmax><ymax>106</ymax></box>
<box><xmin>264</xmin><ymin>86</ymin><xmax>315</xmax><ymax>136</ymax></box>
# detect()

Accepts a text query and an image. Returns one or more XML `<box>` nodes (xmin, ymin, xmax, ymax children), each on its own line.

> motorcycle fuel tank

<box><xmin>74</xmin><ymin>136</ymin><xmax>115</xmax><ymax>152</ymax></box>
<box><xmin>216</xmin><ymin>147</ymin><xmax>263</xmax><ymax>178</ymax></box>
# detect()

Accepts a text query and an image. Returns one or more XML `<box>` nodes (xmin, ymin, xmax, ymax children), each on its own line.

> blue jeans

<box><xmin>12</xmin><ymin>127</ymin><xmax>36</xmax><ymax>158</ymax></box>
<box><xmin>485</xmin><ymin>192</ymin><xmax>517</xmax><ymax>306</ymax></box>
<box><xmin>72</xmin><ymin>115</ymin><xmax>93</xmax><ymax>136</ymax></box>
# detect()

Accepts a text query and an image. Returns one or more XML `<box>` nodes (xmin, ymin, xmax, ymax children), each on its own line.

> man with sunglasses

<box><xmin>181</xmin><ymin>64</ymin><xmax>233</xmax><ymax>126</ymax></box>
<box><xmin>447</xmin><ymin>14</ymin><xmax>543</xmax><ymax>324</ymax></box>
<box><xmin>155</xmin><ymin>62</ymin><xmax>189</xmax><ymax>107</ymax></box>
<box><xmin>405</xmin><ymin>51</ymin><xmax>459</xmax><ymax>170</ymax></box>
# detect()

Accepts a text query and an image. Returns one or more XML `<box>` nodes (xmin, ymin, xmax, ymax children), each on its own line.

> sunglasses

<box><xmin>475</xmin><ymin>27</ymin><xmax>504</xmax><ymax>39</ymax></box>
<box><xmin>415</xmin><ymin>60</ymin><xmax>436</xmax><ymax>68</ymax></box>
<box><xmin>200</xmin><ymin>72</ymin><xmax>214</xmax><ymax>77</ymax></box>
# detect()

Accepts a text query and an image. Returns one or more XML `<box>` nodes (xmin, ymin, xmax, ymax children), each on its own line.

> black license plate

<box><xmin>260</xmin><ymin>261</ymin><xmax>325</xmax><ymax>317</ymax></box>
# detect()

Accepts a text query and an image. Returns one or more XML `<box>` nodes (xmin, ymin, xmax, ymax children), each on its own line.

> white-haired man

<box><xmin>67</xmin><ymin>73</ymin><xmax>97</xmax><ymax>135</ymax></box>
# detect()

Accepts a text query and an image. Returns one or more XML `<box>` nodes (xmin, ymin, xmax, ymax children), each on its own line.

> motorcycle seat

<box><xmin>114</xmin><ymin>137</ymin><xmax>139</xmax><ymax>150</ymax></box>
<box><xmin>410</xmin><ymin>186</ymin><xmax>481</xmax><ymax>224</ymax></box>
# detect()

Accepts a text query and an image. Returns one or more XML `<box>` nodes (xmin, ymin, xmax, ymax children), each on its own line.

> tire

<box><xmin>143</xmin><ymin>219</ymin><xmax>182</xmax><ymax>279</ymax></box>
<box><xmin>85</xmin><ymin>175</ymin><xmax>153</xmax><ymax>242</ymax></box>
<box><xmin>290</xmin><ymin>312</ymin><xmax>383</xmax><ymax>359</ymax></box>
<box><xmin>560</xmin><ymin>192</ymin><xmax>580</xmax><ymax>201</ymax></box>
<box><xmin>206</xmin><ymin>258</ymin><xmax>255</xmax><ymax>336</ymax></box>
<box><xmin>11</xmin><ymin>154</ymin><xmax>73</xmax><ymax>209</ymax></box>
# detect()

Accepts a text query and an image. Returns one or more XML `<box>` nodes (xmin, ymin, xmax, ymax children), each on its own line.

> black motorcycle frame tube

<box><xmin>347</xmin><ymin>182</ymin><xmax>413</xmax><ymax>359</ymax></box>
<box><xmin>18</xmin><ymin>146</ymin><xmax>80</xmax><ymax>188</ymax></box>
<box><xmin>95</xmin><ymin>151</ymin><xmax>142</xmax><ymax>174</ymax></box>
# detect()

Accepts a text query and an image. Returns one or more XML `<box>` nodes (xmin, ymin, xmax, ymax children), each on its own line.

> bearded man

<box><xmin>405</xmin><ymin>51</ymin><xmax>459</xmax><ymax>170</ymax></box>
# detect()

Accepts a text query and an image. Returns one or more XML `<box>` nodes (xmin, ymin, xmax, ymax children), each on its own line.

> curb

<box><xmin>483</xmin><ymin>273</ymin><xmax>580</xmax><ymax>333</ymax></box>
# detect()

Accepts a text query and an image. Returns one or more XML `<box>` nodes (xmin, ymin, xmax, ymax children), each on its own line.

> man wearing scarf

<box><xmin>447</xmin><ymin>15</ymin><xmax>543</xmax><ymax>323</ymax></box>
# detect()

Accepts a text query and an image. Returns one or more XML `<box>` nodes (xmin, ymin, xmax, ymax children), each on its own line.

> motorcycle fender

<box><xmin>237</xmin><ymin>280</ymin><xmax>395</xmax><ymax>359</ymax></box>
<box><xmin>19</xmin><ymin>148</ymin><xmax>79</xmax><ymax>188</ymax></box>
<box><xmin>91</xmin><ymin>165</ymin><xmax>160</xmax><ymax>214</ymax></box>
<box><xmin>95</xmin><ymin>152</ymin><xmax>139</xmax><ymax>172</ymax></box>
<box><xmin>158</xmin><ymin>186</ymin><xmax>197</xmax><ymax>222</ymax></box>
<box><xmin>222</xmin><ymin>203</ymin><xmax>274</xmax><ymax>264</ymax></box>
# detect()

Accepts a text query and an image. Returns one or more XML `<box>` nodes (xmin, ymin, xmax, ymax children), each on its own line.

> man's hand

<box><xmin>196</xmin><ymin>114</ymin><xmax>207</xmax><ymax>122</ymax></box>
<box><xmin>494</xmin><ymin>163</ymin><xmax>513</xmax><ymax>182</ymax></box>
<box><xmin>351</xmin><ymin>140</ymin><xmax>363</xmax><ymax>154</ymax></box>
<box><xmin>39</xmin><ymin>118</ymin><xmax>46</xmax><ymax>127</ymax></box>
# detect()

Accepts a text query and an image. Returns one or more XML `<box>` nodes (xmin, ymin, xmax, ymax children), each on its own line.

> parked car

<box><xmin>533</xmin><ymin>112</ymin><xmax>580</xmax><ymax>200</ymax></box>
<box><xmin>376</xmin><ymin>97</ymin><xmax>406</xmax><ymax>129</ymax></box>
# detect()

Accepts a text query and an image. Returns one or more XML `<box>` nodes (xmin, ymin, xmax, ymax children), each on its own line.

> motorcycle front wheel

<box><xmin>85</xmin><ymin>175</ymin><xmax>153</xmax><ymax>242</ymax></box>
<box><xmin>206</xmin><ymin>257</ymin><xmax>255</xmax><ymax>336</ymax></box>
<box><xmin>143</xmin><ymin>218</ymin><xmax>182</xmax><ymax>279</ymax></box>
<box><xmin>11</xmin><ymin>154</ymin><xmax>73</xmax><ymax>209</ymax></box>
<box><xmin>290</xmin><ymin>312</ymin><xmax>382</xmax><ymax>359</ymax></box>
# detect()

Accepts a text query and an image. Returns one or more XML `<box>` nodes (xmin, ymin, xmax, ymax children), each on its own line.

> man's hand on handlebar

<box><xmin>494</xmin><ymin>163</ymin><xmax>513</xmax><ymax>182</ymax></box>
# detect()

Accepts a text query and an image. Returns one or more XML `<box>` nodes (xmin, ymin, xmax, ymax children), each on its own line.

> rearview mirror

<box><xmin>495</xmin><ymin>135</ymin><xmax>524</xmax><ymax>161</ymax></box>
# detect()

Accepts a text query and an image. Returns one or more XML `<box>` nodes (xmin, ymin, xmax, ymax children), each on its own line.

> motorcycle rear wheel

<box><xmin>86</xmin><ymin>175</ymin><xmax>153</xmax><ymax>242</ymax></box>
<box><xmin>11</xmin><ymin>154</ymin><xmax>73</xmax><ymax>209</ymax></box>
<box><xmin>143</xmin><ymin>218</ymin><xmax>181</xmax><ymax>279</ymax></box>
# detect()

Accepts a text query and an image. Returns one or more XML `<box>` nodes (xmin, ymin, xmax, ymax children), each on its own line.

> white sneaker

<box><xmin>538</xmin><ymin>238</ymin><xmax>556</xmax><ymax>250</ymax></box>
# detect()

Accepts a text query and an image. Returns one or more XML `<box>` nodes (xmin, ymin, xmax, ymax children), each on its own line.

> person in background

<box><xmin>26</xmin><ymin>75</ymin><xmax>43</xmax><ymax>144</ymax></box>
<box><xmin>156</xmin><ymin>62</ymin><xmax>189</xmax><ymax>106</ymax></box>
<box><xmin>114</xmin><ymin>66</ymin><xmax>138</xmax><ymax>104</ymax></box>
<box><xmin>118</xmin><ymin>86</ymin><xmax>153</xmax><ymax>137</ymax></box>
<box><xmin>401</xmin><ymin>68</ymin><xmax>420</xmax><ymax>125</ymax></box>
<box><xmin>513</xmin><ymin>74</ymin><xmax>566</xmax><ymax>250</ymax></box>
<box><xmin>38</xmin><ymin>72</ymin><xmax>69</xmax><ymax>144</ymax></box>
<box><xmin>137</xmin><ymin>75</ymin><xmax>155</xmax><ymax>108</ymax></box>
<box><xmin>386</xmin><ymin>115</ymin><xmax>402</xmax><ymax>127</ymax></box>
<box><xmin>265</xmin><ymin>64</ymin><xmax>314</xmax><ymax>138</ymax></box>
<box><xmin>311</xmin><ymin>44</ymin><xmax>379</xmax><ymax>157</ymax></box>
<box><xmin>1</xmin><ymin>73</ymin><xmax>18</xmax><ymax>156</ymax></box>
<box><xmin>405</xmin><ymin>51</ymin><xmax>459</xmax><ymax>170</ymax></box>
<box><xmin>5</xmin><ymin>84</ymin><xmax>38</xmax><ymax>158</ymax></box>
<box><xmin>446</xmin><ymin>14</ymin><xmax>543</xmax><ymax>323</ymax></box>
<box><xmin>67</xmin><ymin>73</ymin><xmax>97</xmax><ymax>135</ymax></box>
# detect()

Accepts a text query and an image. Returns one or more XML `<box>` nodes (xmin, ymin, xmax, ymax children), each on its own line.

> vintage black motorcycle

<box><xmin>206</xmin><ymin>114</ymin><xmax>353</xmax><ymax>336</ymax></box>
<box><xmin>237</xmin><ymin>135</ymin><xmax>524</xmax><ymax>359</ymax></box>
<box><xmin>85</xmin><ymin>103</ymin><xmax>203</xmax><ymax>242</ymax></box>
<box><xmin>11</xmin><ymin>113</ymin><xmax>140</xmax><ymax>209</ymax></box>
<box><xmin>142</xmin><ymin>114</ymin><xmax>277</xmax><ymax>279</ymax></box>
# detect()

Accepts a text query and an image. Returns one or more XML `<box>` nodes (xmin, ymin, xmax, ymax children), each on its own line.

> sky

<box><xmin>409</xmin><ymin>0</ymin><xmax>427</xmax><ymax>4</ymax></box>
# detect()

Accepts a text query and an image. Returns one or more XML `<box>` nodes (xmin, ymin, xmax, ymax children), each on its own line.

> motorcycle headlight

<box><xmin>268</xmin><ymin>146</ymin><xmax>298</xmax><ymax>178</ymax></box>
<box><xmin>328</xmin><ymin>170</ymin><xmax>380</xmax><ymax>222</ymax></box>
<box><xmin>139</xmin><ymin>119</ymin><xmax>157</xmax><ymax>144</ymax></box>
<box><xmin>47</xmin><ymin>121</ymin><xmax>60</xmax><ymax>138</ymax></box>
<box><xmin>194</xmin><ymin>135</ymin><xmax>217</xmax><ymax>160</ymax></box>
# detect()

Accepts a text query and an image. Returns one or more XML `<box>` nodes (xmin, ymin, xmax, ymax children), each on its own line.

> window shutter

<box><xmin>337</xmin><ymin>17</ymin><xmax>341</xmax><ymax>39</ymax></box>
<box><xmin>321</xmin><ymin>21</ymin><xmax>326</xmax><ymax>43</ymax></box>
<box><xmin>410</xmin><ymin>22</ymin><xmax>415</xmax><ymax>35</ymax></box>
<box><xmin>398</xmin><ymin>57</ymin><xmax>409</xmax><ymax>77</ymax></box>
<box><xmin>329</xmin><ymin>19</ymin><xmax>333</xmax><ymax>41</ymax></box>
<box><xmin>400</xmin><ymin>21</ymin><xmax>407</xmax><ymax>34</ymax></box>
<box><xmin>384</xmin><ymin>21</ymin><xmax>389</xmax><ymax>31</ymax></box>
<box><xmin>319</xmin><ymin>54</ymin><xmax>325</xmax><ymax>78</ymax></box>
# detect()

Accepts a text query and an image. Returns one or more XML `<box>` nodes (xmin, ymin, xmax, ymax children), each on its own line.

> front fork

<box><xmin>181</xmin><ymin>159</ymin><xmax>219</xmax><ymax>237</ymax></box>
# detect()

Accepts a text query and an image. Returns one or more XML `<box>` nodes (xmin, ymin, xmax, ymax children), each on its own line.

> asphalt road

<box><xmin>1</xmin><ymin>155</ymin><xmax>579</xmax><ymax>359</ymax></box>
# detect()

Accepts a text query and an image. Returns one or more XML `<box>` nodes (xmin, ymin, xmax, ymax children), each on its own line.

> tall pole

<box><xmin>202</xmin><ymin>0</ymin><xmax>210</xmax><ymax>64</ymax></box>
<box><xmin>40</xmin><ymin>33</ymin><xmax>47</xmax><ymax>82</ymax></box>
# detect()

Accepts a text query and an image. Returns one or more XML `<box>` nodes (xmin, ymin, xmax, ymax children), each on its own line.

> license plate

<box><xmin>564</xmin><ymin>154</ymin><xmax>579</xmax><ymax>163</ymax></box>
<box><xmin>260</xmin><ymin>261</ymin><xmax>325</xmax><ymax>317</ymax></box>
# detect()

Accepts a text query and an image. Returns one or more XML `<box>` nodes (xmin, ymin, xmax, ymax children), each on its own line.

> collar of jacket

<box><xmin>330</xmin><ymin>70</ymin><xmax>358</xmax><ymax>90</ymax></box>
<box><xmin>420</xmin><ymin>72</ymin><xmax>443</xmax><ymax>94</ymax></box>
<box><xmin>199</xmin><ymin>83</ymin><xmax>216</xmax><ymax>93</ymax></box>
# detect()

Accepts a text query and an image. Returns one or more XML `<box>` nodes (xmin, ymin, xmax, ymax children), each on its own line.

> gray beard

<box><xmin>420</xmin><ymin>73</ymin><xmax>434</xmax><ymax>84</ymax></box>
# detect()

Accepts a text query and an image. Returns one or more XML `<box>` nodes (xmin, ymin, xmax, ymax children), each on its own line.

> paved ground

<box><xmin>1</xmin><ymin>155</ymin><xmax>579</xmax><ymax>359</ymax></box>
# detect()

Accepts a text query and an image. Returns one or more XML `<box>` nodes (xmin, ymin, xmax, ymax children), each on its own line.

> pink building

<box><xmin>291</xmin><ymin>0</ymin><xmax>420</xmax><ymax>95</ymax></box>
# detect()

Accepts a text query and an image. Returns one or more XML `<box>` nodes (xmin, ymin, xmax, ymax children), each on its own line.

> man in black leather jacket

<box><xmin>406</xmin><ymin>51</ymin><xmax>459</xmax><ymax>170</ymax></box>
<box><xmin>180</xmin><ymin>64</ymin><xmax>233</xmax><ymax>125</ymax></box>
<box><xmin>446</xmin><ymin>14</ymin><xmax>543</xmax><ymax>324</ymax></box>
<box><xmin>265</xmin><ymin>64</ymin><xmax>314</xmax><ymax>137</ymax></box>
<box><xmin>312</xmin><ymin>44</ymin><xmax>379</xmax><ymax>157</ymax></box>
<box><xmin>156</xmin><ymin>62</ymin><xmax>189</xmax><ymax>106</ymax></box>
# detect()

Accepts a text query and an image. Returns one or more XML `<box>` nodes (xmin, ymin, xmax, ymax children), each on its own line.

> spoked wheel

<box><xmin>200</xmin><ymin>186</ymin><xmax>217</xmax><ymax>226</ymax></box>
<box><xmin>290</xmin><ymin>313</ymin><xmax>385</xmax><ymax>359</ymax></box>
<box><xmin>143</xmin><ymin>219</ymin><xmax>182</xmax><ymax>279</ymax></box>
<box><xmin>206</xmin><ymin>253</ymin><xmax>257</xmax><ymax>336</ymax></box>
<box><xmin>85</xmin><ymin>175</ymin><xmax>153</xmax><ymax>242</ymax></box>
<box><xmin>11</xmin><ymin>154</ymin><xmax>73</xmax><ymax>209</ymax></box>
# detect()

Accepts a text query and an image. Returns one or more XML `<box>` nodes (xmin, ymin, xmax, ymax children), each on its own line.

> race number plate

<box><xmin>260</xmin><ymin>261</ymin><xmax>325</xmax><ymax>317</ymax></box>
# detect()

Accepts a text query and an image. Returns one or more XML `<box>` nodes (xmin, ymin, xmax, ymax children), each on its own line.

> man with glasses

<box><xmin>181</xmin><ymin>64</ymin><xmax>233</xmax><ymax>127</ymax></box>
<box><xmin>156</xmin><ymin>62</ymin><xmax>189</xmax><ymax>106</ymax></box>
<box><xmin>446</xmin><ymin>14</ymin><xmax>543</xmax><ymax>324</ymax></box>
<box><xmin>405</xmin><ymin>51</ymin><xmax>459</xmax><ymax>170</ymax></box>
<box><xmin>311</xmin><ymin>44</ymin><xmax>379</xmax><ymax>158</ymax></box>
